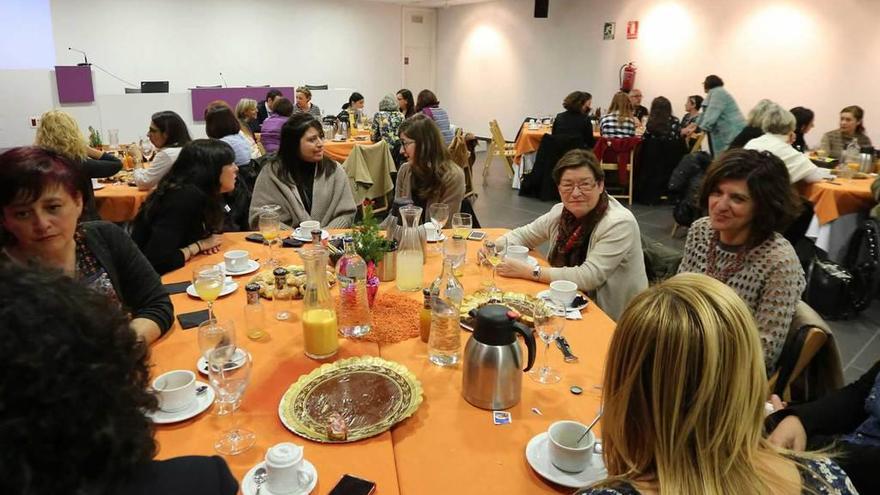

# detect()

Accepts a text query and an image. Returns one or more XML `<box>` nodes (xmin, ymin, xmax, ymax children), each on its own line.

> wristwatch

<box><xmin>532</xmin><ymin>265</ymin><xmax>541</xmax><ymax>279</ymax></box>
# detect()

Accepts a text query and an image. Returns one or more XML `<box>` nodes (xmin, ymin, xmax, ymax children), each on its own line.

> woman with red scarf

<box><xmin>493</xmin><ymin>149</ymin><xmax>647</xmax><ymax>320</ymax></box>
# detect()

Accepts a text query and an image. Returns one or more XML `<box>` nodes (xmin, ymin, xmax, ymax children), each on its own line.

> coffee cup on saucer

<box><xmin>300</xmin><ymin>220</ymin><xmax>321</xmax><ymax>234</ymax></box>
<box><xmin>548</xmin><ymin>420</ymin><xmax>595</xmax><ymax>473</ymax></box>
<box><xmin>152</xmin><ymin>370</ymin><xmax>196</xmax><ymax>413</ymax></box>
<box><xmin>224</xmin><ymin>250</ymin><xmax>250</xmax><ymax>272</ymax></box>
<box><xmin>265</xmin><ymin>442</ymin><xmax>315</xmax><ymax>494</ymax></box>
<box><xmin>507</xmin><ymin>245</ymin><xmax>529</xmax><ymax>262</ymax></box>
<box><xmin>424</xmin><ymin>223</ymin><xmax>439</xmax><ymax>241</ymax></box>
<box><xmin>549</xmin><ymin>280</ymin><xmax>578</xmax><ymax>307</ymax></box>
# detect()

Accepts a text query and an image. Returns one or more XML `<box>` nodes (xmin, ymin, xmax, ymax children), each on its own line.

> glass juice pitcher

<box><xmin>396</xmin><ymin>205</ymin><xmax>424</xmax><ymax>292</ymax></box>
<box><xmin>300</xmin><ymin>247</ymin><xmax>339</xmax><ymax>359</ymax></box>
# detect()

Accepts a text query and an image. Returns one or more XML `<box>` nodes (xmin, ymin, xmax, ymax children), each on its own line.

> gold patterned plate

<box><xmin>278</xmin><ymin>356</ymin><xmax>423</xmax><ymax>443</ymax></box>
<box><xmin>459</xmin><ymin>290</ymin><xmax>541</xmax><ymax>331</ymax></box>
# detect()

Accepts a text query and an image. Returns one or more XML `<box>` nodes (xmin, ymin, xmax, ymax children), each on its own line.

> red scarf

<box><xmin>549</xmin><ymin>192</ymin><xmax>610</xmax><ymax>268</ymax></box>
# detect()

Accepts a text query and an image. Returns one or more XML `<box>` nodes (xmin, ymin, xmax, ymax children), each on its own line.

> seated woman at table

<box><xmin>679</xmin><ymin>94</ymin><xmax>702</xmax><ymax>131</ymax></box>
<box><xmin>132</xmin><ymin>139</ymin><xmax>238</xmax><ymax>275</ymax></box>
<box><xmin>294</xmin><ymin>87</ymin><xmax>322</xmax><ymax>118</ymax></box>
<box><xmin>371</xmin><ymin>94</ymin><xmax>404</xmax><ymax>147</ymax></box>
<box><xmin>790</xmin><ymin>106</ymin><xmax>815</xmax><ymax>152</ymax></box>
<box><xmin>0</xmin><ymin>265</ymin><xmax>238</xmax><ymax>495</ymax></box>
<box><xmin>397</xmin><ymin>88</ymin><xmax>415</xmax><ymax>118</ymax></box>
<box><xmin>133</xmin><ymin>110</ymin><xmax>192</xmax><ymax>191</ymax></box>
<box><xmin>678</xmin><ymin>149</ymin><xmax>804</xmax><ymax>374</ymax></box>
<box><xmin>728</xmin><ymin>98</ymin><xmax>774</xmax><ymax>149</ymax></box>
<box><xmin>643</xmin><ymin>96</ymin><xmax>681</xmax><ymax>139</ymax></box>
<box><xmin>744</xmin><ymin>105</ymin><xmax>832</xmax><ymax>183</ymax></box>
<box><xmin>415</xmin><ymin>90</ymin><xmax>454</xmax><ymax>145</ymax></box>
<box><xmin>391</xmin><ymin>114</ymin><xmax>465</xmax><ymax>217</ymax></box>
<box><xmin>819</xmin><ymin>105</ymin><xmax>873</xmax><ymax>160</ymax></box>
<box><xmin>494</xmin><ymin>149</ymin><xmax>647</xmax><ymax>321</ymax></box>
<box><xmin>0</xmin><ymin>147</ymin><xmax>173</xmax><ymax>343</ymax></box>
<box><xmin>578</xmin><ymin>273</ymin><xmax>857</xmax><ymax>495</ymax></box>
<box><xmin>234</xmin><ymin>97</ymin><xmax>264</xmax><ymax>157</ymax></box>
<box><xmin>337</xmin><ymin>91</ymin><xmax>366</xmax><ymax>125</ymax></box>
<box><xmin>34</xmin><ymin>110</ymin><xmax>122</xmax><ymax>221</ymax></box>
<box><xmin>205</xmin><ymin>105</ymin><xmax>253</xmax><ymax>167</ymax></box>
<box><xmin>261</xmin><ymin>97</ymin><xmax>294</xmax><ymax>154</ymax></box>
<box><xmin>249</xmin><ymin>114</ymin><xmax>356</xmax><ymax>229</ymax></box>
<box><xmin>599</xmin><ymin>92</ymin><xmax>638</xmax><ymax>138</ymax></box>
<box><xmin>552</xmin><ymin>91</ymin><xmax>596</xmax><ymax>149</ymax></box>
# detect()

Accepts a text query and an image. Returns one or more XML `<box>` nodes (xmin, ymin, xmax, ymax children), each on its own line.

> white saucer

<box><xmin>92</xmin><ymin>182</ymin><xmax>105</xmax><ymax>190</ymax></box>
<box><xmin>186</xmin><ymin>280</ymin><xmax>238</xmax><ymax>298</ymax></box>
<box><xmin>241</xmin><ymin>460</ymin><xmax>318</xmax><ymax>495</ymax></box>
<box><xmin>146</xmin><ymin>381</ymin><xmax>214</xmax><ymax>424</ymax></box>
<box><xmin>292</xmin><ymin>228</ymin><xmax>330</xmax><ymax>242</ymax></box>
<box><xmin>224</xmin><ymin>259</ymin><xmax>261</xmax><ymax>276</ymax></box>
<box><xmin>536</xmin><ymin>289</ymin><xmax>589</xmax><ymax>311</ymax></box>
<box><xmin>525</xmin><ymin>432</ymin><xmax>606</xmax><ymax>489</ymax></box>
<box><xmin>197</xmin><ymin>347</ymin><xmax>249</xmax><ymax>375</ymax></box>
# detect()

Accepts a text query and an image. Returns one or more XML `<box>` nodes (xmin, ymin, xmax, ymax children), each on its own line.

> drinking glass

<box><xmin>442</xmin><ymin>235</ymin><xmax>467</xmax><ymax>276</ymax></box>
<box><xmin>259</xmin><ymin>210</ymin><xmax>281</xmax><ymax>268</ymax></box>
<box><xmin>483</xmin><ymin>239</ymin><xmax>507</xmax><ymax>289</ymax></box>
<box><xmin>193</xmin><ymin>265</ymin><xmax>224</xmax><ymax>321</ymax></box>
<box><xmin>451</xmin><ymin>212</ymin><xmax>472</xmax><ymax>239</ymax></box>
<box><xmin>208</xmin><ymin>345</ymin><xmax>255</xmax><ymax>455</ymax></box>
<box><xmin>428</xmin><ymin>203</ymin><xmax>449</xmax><ymax>253</ymax></box>
<box><xmin>140</xmin><ymin>140</ymin><xmax>155</xmax><ymax>162</ymax></box>
<box><xmin>198</xmin><ymin>319</ymin><xmax>236</xmax><ymax>361</ymax></box>
<box><xmin>529</xmin><ymin>300</ymin><xmax>565</xmax><ymax>384</ymax></box>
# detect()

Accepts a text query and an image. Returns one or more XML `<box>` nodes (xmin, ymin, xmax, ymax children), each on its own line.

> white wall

<box><xmin>0</xmin><ymin>0</ymin><xmax>405</xmax><ymax>148</ymax></box>
<box><xmin>436</xmin><ymin>0</ymin><xmax>880</xmax><ymax>146</ymax></box>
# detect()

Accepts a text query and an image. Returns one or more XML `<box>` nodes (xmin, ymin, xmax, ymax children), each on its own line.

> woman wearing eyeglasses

<box><xmin>494</xmin><ymin>149</ymin><xmax>647</xmax><ymax>320</ymax></box>
<box><xmin>133</xmin><ymin>111</ymin><xmax>192</xmax><ymax>191</ymax></box>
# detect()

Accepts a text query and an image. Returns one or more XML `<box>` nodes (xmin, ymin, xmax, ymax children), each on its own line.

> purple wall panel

<box><xmin>190</xmin><ymin>86</ymin><xmax>295</xmax><ymax>121</ymax></box>
<box><xmin>55</xmin><ymin>66</ymin><xmax>94</xmax><ymax>103</ymax></box>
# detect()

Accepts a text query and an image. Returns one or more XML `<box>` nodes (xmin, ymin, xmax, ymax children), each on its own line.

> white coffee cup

<box><xmin>265</xmin><ymin>442</ymin><xmax>315</xmax><ymax>494</ymax></box>
<box><xmin>224</xmin><ymin>250</ymin><xmax>250</xmax><ymax>272</ymax></box>
<box><xmin>424</xmin><ymin>223</ymin><xmax>439</xmax><ymax>241</ymax></box>
<box><xmin>548</xmin><ymin>420</ymin><xmax>595</xmax><ymax>473</ymax></box>
<box><xmin>507</xmin><ymin>245</ymin><xmax>529</xmax><ymax>262</ymax></box>
<box><xmin>549</xmin><ymin>280</ymin><xmax>578</xmax><ymax>307</ymax></box>
<box><xmin>300</xmin><ymin>220</ymin><xmax>321</xmax><ymax>234</ymax></box>
<box><xmin>152</xmin><ymin>370</ymin><xmax>196</xmax><ymax>413</ymax></box>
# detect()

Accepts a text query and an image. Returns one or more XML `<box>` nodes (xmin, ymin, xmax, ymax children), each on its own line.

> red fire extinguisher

<box><xmin>619</xmin><ymin>62</ymin><xmax>637</xmax><ymax>92</ymax></box>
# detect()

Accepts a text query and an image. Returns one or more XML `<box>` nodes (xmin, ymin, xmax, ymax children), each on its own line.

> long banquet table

<box><xmin>94</xmin><ymin>183</ymin><xmax>150</xmax><ymax>222</ymax></box>
<box><xmin>153</xmin><ymin>230</ymin><xmax>614</xmax><ymax>494</ymax></box>
<box><xmin>800</xmin><ymin>177</ymin><xmax>876</xmax><ymax>262</ymax></box>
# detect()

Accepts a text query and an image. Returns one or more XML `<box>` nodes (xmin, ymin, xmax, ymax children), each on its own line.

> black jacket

<box><xmin>113</xmin><ymin>456</ymin><xmax>238</xmax><ymax>495</ymax></box>
<box><xmin>552</xmin><ymin>110</ymin><xmax>596</xmax><ymax>149</ymax></box>
<box><xmin>728</xmin><ymin>125</ymin><xmax>763</xmax><ymax>149</ymax></box>
<box><xmin>80</xmin><ymin>153</ymin><xmax>122</xmax><ymax>221</ymax></box>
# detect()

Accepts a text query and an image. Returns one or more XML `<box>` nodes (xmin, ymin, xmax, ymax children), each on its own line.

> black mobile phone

<box><xmin>467</xmin><ymin>230</ymin><xmax>486</xmax><ymax>241</ymax></box>
<box><xmin>328</xmin><ymin>474</ymin><xmax>376</xmax><ymax>495</ymax></box>
<box><xmin>245</xmin><ymin>233</ymin><xmax>264</xmax><ymax>244</ymax></box>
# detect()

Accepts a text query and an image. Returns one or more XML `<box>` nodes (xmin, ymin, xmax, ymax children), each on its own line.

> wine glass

<box><xmin>451</xmin><ymin>212</ymin><xmax>472</xmax><ymax>239</ymax></box>
<box><xmin>258</xmin><ymin>210</ymin><xmax>281</xmax><ymax>268</ymax></box>
<box><xmin>483</xmin><ymin>239</ymin><xmax>507</xmax><ymax>290</ymax></box>
<box><xmin>442</xmin><ymin>235</ymin><xmax>467</xmax><ymax>277</ymax></box>
<box><xmin>529</xmin><ymin>300</ymin><xmax>565</xmax><ymax>384</ymax></box>
<box><xmin>193</xmin><ymin>265</ymin><xmax>224</xmax><ymax>321</ymax></box>
<box><xmin>198</xmin><ymin>319</ymin><xmax>236</xmax><ymax>361</ymax></box>
<box><xmin>428</xmin><ymin>203</ymin><xmax>449</xmax><ymax>253</ymax></box>
<box><xmin>140</xmin><ymin>140</ymin><xmax>155</xmax><ymax>162</ymax></box>
<box><xmin>207</xmin><ymin>345</ymin><xmax>255</xmax><ymax>455</ymax></box>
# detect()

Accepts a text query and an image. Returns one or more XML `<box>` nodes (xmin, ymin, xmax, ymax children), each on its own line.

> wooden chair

<box><xmin>482</xmin><ymin>119</ymin><xmax>516</xmax><ymax>181</ymax></box>
<box><xmin>449</xmin><ymin>128</ymin><xmax>476</xmax><ymax>200</ymax></box>
<box><xmin>689</xmin><ymin>132</ymin><xmax>705</xmax><ymax>153</ymax></box>
<box><xmin>598</xmin><ymin>148</ymin><xmax>636</xmax><ymax>206</ymax></box>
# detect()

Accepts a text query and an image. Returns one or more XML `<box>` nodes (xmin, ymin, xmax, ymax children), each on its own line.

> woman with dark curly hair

<box><xmin>678</xmin><ymin>148</ymin><xmax>805</xmax><ymax>374</ymax></box>
<box><xmin>0</xmin><ymin>147</ymin><xmax>172</xmax><ymax>344</ymax></box>
<box><xmin>132</xmin><ymin>139</ymin><xmax>238</xmax><ymax>274</ymax></box>
<box><xmin>0</xmin><ymin>264</ymin><xmax>238</xmax><ymax>494</ymax></box>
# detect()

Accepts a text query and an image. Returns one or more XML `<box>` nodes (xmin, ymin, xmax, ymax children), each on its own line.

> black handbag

<box><xmin>803</xmin><ymin>257</ymin><xmax>854</xmax><ymax>320</ymax></box>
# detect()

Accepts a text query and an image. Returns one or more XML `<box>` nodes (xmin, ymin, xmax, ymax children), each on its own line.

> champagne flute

<box><xmin>259</xmin><ymin>210</ymin><xmax>281</xmax><ymax>268</ymax></box>
<box><xmin>193</xmin><ymin>265</ymin><xmax>224</xmax><ymax>321</ymax></box>
<box><xmin>208</xmin><ymin>345</ymin><xmax>255</xmax><ymax>455</ymax></box>
<box><xmin>451</xmin><ymin>212</ymin><xmax>472</xmax><ymax>239</ymax></box>
<box><xmin>529</xmin><ymin>300</ymin><xmax>565</xmax><ymax>384</ymax></box>
<box><xmin>428</xmin><ymin>203</ymin><xmax>449</xmax><ymax>253</ymax></box>
<box><xmin>483</xmin><ymin>240</ymin><xmax>507</xmax><ymax>289</ymax></box>
<box><xmin>198</xmin><ymin>319</ymin><xmax>236</xmax><ymax>361</ymax></box>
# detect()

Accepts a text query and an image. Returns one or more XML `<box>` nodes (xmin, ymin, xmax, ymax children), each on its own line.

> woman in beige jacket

<box><xmin>495</xmin><ymin>149</ymin><xmax>647</xmax><ymax>320</ymax></box>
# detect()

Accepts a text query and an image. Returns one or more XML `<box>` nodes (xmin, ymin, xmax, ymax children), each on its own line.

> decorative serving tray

<box><xmin>278</xmin><ymin>356</ymin><xmax>423</xmax><ymax>443</ymax></box>
<box><xmin>459</xmin><ymin>290</ymin><xmax>541</xmax><ymax>331</ymax></box>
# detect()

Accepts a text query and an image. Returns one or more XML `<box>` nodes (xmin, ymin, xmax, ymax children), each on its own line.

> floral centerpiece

<box><xmin>351</xmin><ymin>200</ymin><xmax>393</xmax><ymax>307</ymax></box>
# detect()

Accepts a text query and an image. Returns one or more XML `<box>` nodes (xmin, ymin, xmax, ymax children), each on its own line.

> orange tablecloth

<box><xmin>324</xmin><ymin>129</ymin><xmax>375</xmax><ymax>163</ymax></box>
<box><xmin>154</xmin><ymin>229</ymin><xmax>614</xmax><ymax>493</ymax></box>
<box><xmin>94</xmin><ymin>183</ymin><xmax>150</xmax><ymax>222</ymax></box>
<box><xmin>513</xmin><ymin>124</ymin><xmax>551</xmax><ymax>164</ymax></box>
<box><xmin>801</xmin><ymin>178</ymin><xmax>876</xmax><ymax>225</ymax></box>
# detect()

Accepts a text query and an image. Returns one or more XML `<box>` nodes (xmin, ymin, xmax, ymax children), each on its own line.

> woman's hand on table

<box><xmin>198</xmin><ymin>234</ymin><xmax>223</xmax><ymax>255</ymax></box>
<box><xmin>496</xmin><ymin>257</ymin><xmax>533</xmax><ymax>280</ymax></box>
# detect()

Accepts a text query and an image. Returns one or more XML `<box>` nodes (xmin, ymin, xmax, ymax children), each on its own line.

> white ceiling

<box><xmin>364</xmin><ymin>0</ymin><xmax>493</xmax><ymax>7</ymax></box>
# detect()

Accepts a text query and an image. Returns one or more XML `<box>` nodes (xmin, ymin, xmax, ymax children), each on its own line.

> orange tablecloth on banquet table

<box><xmin>94</xmin><ymin>183</ymin><xmax>150</xmax><ymax>222</ymax></box>
<box><xmin>514</xmin><ymin>124</ymin><xmax>551</xmax><ymax>164</ymax></box>
<box><xmin>324</xmin><ymin>128</ymin><xmax>374</xmax><ymax>163</ymax></box>
<box><xmin>153</xmin><ymin>229</ymin><xmax>614</xmax><ymax>494</ymax></box>
<box><xmin>800</xmin><ymin>178</ymin><xmax>876</xmax><ymax>225</ymax></box>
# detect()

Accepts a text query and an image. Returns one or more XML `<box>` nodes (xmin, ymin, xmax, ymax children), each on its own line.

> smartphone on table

<box><xmin>328</xmin><ymin>474</ymin><xmax>376</xmax><ymax>495</ymax></box>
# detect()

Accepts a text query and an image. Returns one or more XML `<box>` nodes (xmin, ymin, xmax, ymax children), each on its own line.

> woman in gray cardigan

<box><xmin>494</xmin><ymin>149</ymin><xmax>647</xmax><ymax>320</ymax></box>
<box><xmin>249</xmin><ymin>114</ymin><xmax>356</xmax><ymax>229</ymax></box>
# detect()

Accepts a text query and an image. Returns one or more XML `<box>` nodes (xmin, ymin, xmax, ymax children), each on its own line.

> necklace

<box><xmin>705</xmin><ymin>232</ymin><xmax>747</xmax><ymax>282</ymax></box>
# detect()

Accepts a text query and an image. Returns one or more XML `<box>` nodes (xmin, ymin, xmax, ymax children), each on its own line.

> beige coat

<box><xmin>394</xmin><ymin>161</ymin><xmax>466</xmax><ymax>215</ymax></box>
<box><xmin>249</xmin><ymin>156</ymin><xmax>356</xmax><ymax>229</ymax></box>
<box><xmin>500</xmin><ymin>198</ymin><xmax>647</xmax><ymax>321</ymax></box>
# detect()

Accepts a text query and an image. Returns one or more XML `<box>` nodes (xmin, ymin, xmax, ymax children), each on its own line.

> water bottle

<box><xmin>335</xmin><ymin>236</ymin><xmax>371</xmax><ymax>338</ymax></box>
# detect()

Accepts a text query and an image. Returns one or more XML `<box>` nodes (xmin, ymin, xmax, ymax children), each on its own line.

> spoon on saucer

<box><xmin>253</xmin><ymin>466</ymin><xmax>267</xmax><ymax>495</ymax></box>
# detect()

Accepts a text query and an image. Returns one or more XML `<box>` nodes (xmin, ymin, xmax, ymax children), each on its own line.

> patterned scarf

<box><xmin>549</xmin><ymin>192</ymin><xmax>610</xmax><ymax>268</ymax></box>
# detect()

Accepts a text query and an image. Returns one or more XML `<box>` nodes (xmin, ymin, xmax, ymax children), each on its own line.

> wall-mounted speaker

<box><xmin>534</xmin><ymin>0</ymin><xmax>549</xmax><ymax>18</ymax></box>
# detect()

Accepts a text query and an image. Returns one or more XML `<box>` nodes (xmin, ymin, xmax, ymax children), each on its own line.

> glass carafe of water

<box><xmin>396</xmin><ymin>205</ymin><xmax>424</xmax><ymax>291</ymax></box>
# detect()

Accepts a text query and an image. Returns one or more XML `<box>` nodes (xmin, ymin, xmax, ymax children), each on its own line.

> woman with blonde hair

<box><xmin>599</xmin><ymin>92</ymin><xmax>638</xmax><ymax>138</ymax></box>
<box><xmin>579</xmin><ymin>273</ymin><xmax>857</xmax><ymax>495</ymax></box>
<box><xmin>235</xmin><ymin>97</ymin><xmax>264</xmax><ymax>157</ymax></box>
<box><xmin>34</xmin><ymin>110</ymin><xmax>121</xmax><ymax>221</ymax></box>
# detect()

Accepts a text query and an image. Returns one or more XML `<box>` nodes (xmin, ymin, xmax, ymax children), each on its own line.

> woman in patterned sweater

<box><xmin>677</xmin><ymin>149</ymin><xmax>804</xmax><ymax>374</ymax></box>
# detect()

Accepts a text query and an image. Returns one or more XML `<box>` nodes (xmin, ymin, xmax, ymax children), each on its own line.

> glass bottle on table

<box><xmin>428</xmin><ymin>256</ymin><xmax>464</xmax><ymax>366</ymax></box>
<box><xmin>396</xmin><ymin>205</ymin><xmax>425</xmax><ymax>291</ymax></box>
<box><xmin>244</xmin><ymin>283</ymin><xmax>266</xmax><ymax>340</ymax></box>
<box><xmin>301</xmin><ymin>247</ymin><xmax>339</xmax><ymax>359</ymax></box>
<box><xmin>273</xmin><ymin>267</ymin><xmax>291</xmax><ymax>321</ymax></box>
<box><xmin>335</xmin><ymin>236</ymin><xmax>371</xmax><ymax>338</ymax></box>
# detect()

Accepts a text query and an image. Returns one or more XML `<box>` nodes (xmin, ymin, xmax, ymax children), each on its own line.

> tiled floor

<box><xmin>470</xmin><ymin>151</ymin><xmax>877</xmax><ymax>385</ymax></box>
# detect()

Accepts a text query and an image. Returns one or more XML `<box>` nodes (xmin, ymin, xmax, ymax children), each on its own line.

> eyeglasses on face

<box><xmin>559</xmin><ymin>181</ymin><xmax>598</xmax><ymax>194</ymax></box>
